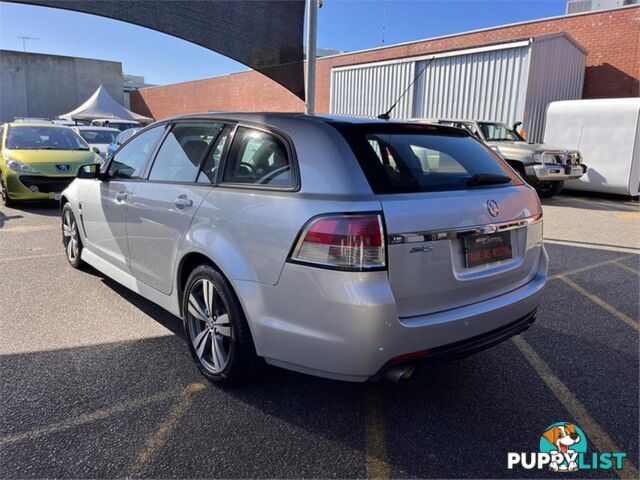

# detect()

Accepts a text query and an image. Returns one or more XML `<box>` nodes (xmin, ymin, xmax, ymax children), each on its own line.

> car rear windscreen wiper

<box><xmin>466</xmin><ymin>173</ymin><xmax>512</xmax><ymax>187</ymax></box>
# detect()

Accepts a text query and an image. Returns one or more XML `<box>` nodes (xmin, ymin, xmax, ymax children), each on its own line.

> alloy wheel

<box><xmin>187</xmin><ymin>279</ymin><xmax>232</xmax><ymax>374</ymax></box>
<box><xmin>62</xmin><ymin>209</ymin><xmax>79</xmax><ymax>263</ymax></box>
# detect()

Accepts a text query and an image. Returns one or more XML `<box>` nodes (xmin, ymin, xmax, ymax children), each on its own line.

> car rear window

<box><xmin>334</xmin><ymin>123</ymin><xmax>521</xmax><ymax>194</ymax></box>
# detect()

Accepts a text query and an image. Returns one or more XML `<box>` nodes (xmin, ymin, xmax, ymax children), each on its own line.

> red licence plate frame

<box><xmin>464</xmin><ymin>231</ymin><xmax>512</xmax><ymax>267</ymax></box>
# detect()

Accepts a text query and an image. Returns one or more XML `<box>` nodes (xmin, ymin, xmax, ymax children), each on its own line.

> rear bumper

<box><xmin>371</xmin><ymin>310</ymin><xmax>536</xmax><ymax>380</ymax></box>
<box><xmin>525</xmin><ymin>163</ymin><xmax>587</xmax><ymax>182</ymax></box>
<box><xmin>235</xmin><ymin>246</ymin><xmax>548</xmax><ymax>382</ymax></box>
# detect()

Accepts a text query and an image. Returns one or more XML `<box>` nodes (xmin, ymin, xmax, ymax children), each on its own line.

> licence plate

<box><xmin>54</xmin><ymin>193</ymin><xmax>62</xmax><ymax>201</ymax></box>
<box><xmin>464</xmin><ymin>231</ymin><xmax>512</xmax><ymax>268</ymax></box>
<box><xmin>571</xmin><ymin>166</ymin><xmax>583</xmax><ymax>175</ymax></box>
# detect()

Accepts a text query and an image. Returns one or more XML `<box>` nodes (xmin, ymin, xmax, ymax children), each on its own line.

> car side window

<box><xmin>107</xmin><ymin>125</ymin><xmax>164</xmax><ymax>179</ymax></box>
<box><xmin>222</xmin><ymin>127</ymin><xmax>292</xmax><ymax>187</ymax></box>
<box><xmin>149</xmin><ymin>123</ymin><xmax>223</xmax><ymax>183</ymax></box>
<box><xmin>197</xmin><ymin>126</ymin><xmax>231</xmax><ymax>184</ymax></box>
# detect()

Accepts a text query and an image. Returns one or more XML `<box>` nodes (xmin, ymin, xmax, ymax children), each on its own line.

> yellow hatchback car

<box><xmin>0</xmin><ymin>122</ymin><xmax>101</xmax><ymax>206</ymax></box>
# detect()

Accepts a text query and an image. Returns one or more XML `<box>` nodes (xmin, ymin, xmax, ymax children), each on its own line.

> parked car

<box><xmin>13</xmin><ymin>117</ymin><xmax>49</xmax><ymax>123</ymax></box>
<box><xmin>51</xmin><ymin>119</ymin><xmax>90</xmax><ymax>127</ymax></box>
<box><xmin>90</xmin><ymin>118</ymin><xmax>142</xmax><ymax>132</ymax></box>
<box><xmin>60</xmin><ymin>113</ymin><xmax>548</xmax><ymax>384</ymax></box>
<box><xmin>71</xmin><ymin>126</ymin><xmax>120</xmax><ymax>160</ymax></box>
<box><xmin>106</xmin><ymin>127</ymin><xmax>141</xmax><ymax>159</ymax></box>
<box><xmin>432</xmin><ymin>120</ymin><xmax>587</xmax><ymax>197</ymax></box>
<box><xmin>0</xmin><ymin>122</ymin><xmax>101</xmax><ymax>206</ymax></box>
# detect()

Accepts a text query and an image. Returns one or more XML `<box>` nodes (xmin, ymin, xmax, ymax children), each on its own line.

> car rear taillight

<box><xmin>290</xmin><ymin>214</ymin><xmax>386</xmax><ymax>270</ymax></box>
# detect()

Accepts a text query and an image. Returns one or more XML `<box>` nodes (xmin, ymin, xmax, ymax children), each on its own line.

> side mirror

<box><xmin>77</xmin><ymin>163</ymin><xmax>101</xmax><ymax>179</ymax></box>
<box><xmin>91</xmin><ymin>146</ymin><xmax>101</xmax><ymax>155</ymax></box>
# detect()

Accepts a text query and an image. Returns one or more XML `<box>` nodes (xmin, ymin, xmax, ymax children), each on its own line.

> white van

<box><xmin>544</xmin><ymin>98</ymin><xmax>639</xmax><ymax>197</ymax></box>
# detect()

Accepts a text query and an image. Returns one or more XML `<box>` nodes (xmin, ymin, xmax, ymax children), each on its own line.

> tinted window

<box><xmin>108</xmin><ymin>126</ymin><xmax>163</xmax><ymax>179</ymax></box>
<box><xmin>337</xmin><ymin>124</ymin><xmax>521</xmax><ymax>193</ymax></box>
<box><xmin>149</xmin><ymin>123</ymin><xmax>223</xmax><ymax>182</ymax></box>
<box><xmin>197</xmin><ymin>126</ymin><xmax>231</xmax><ymax>184</ymax></box>
<box><xmin>222</xmin><ymin>127</ymin><xmax>292</xmax><ymax>187</ymax></box>
<box><xmin>7</xmin><ymin>126</ymin><xmax>88</xmax><ymax>150</ymax></box>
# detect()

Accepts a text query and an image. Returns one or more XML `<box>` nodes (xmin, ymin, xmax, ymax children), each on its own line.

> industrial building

<box><xmin>0</xmin><ymin>50</ymin><xmax>124</xmax><ymax>123</ymax></box>
<box><xmin>330</xmin><ymin>33</ymin><xmax>586</xmax><ymax>142</ymax></box>
<box><xmin>130</xmin><ymin>5</ymin><xmax>639</xmax><ymax>129</ymax></box>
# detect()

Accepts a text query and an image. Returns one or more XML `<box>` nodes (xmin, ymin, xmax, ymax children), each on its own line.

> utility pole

<box><xmin>305</xmin><ymin>0</ymin><xmax>319</xmax><ymax>115</ymax></box>
<box><xmin>16</xmin><ymin>35</ymin><xmax>39</xmax><ymax>52</ymax></box>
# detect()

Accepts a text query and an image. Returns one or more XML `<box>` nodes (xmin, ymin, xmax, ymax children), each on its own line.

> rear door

<box><xmin>126</xmin><ymin>122</ymin><xmax>230</xmax><ymax>294</ymax></box>
<box><xmin>337</xmin><ymin>124</ymin><xmax>544</xmax><ymax>318</ymax></box>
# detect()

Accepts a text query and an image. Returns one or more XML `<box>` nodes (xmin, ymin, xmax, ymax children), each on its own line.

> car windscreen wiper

<box><xmin>466</xmin><ymin>173</ymin><xmax>512</xmax><ymax>187</ymax></box>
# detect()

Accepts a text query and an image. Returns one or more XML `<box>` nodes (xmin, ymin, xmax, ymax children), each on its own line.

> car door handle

<box><xmin>115</xmin><ymin>191</ymin><xmax>128</xmax><ymax>202</ymax></box>
<box><xmin>174</xmin><ymin>196</ymin><xmax>193</xmax><ymax>209</ymax></box>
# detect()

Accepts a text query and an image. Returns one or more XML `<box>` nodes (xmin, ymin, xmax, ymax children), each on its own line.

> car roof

<box><xmin>162</xmin><ymin>112</ymin><xmax>400</xmax><ymax>124</ymax></box>
<box><xmin>151</xmin><ymin>112</ymin><xmax>469</xmax><ymax>138</ymax></box>
<box><xmin>92</xmin><ymin>118</ymin><xmax>140</xmax><ymax>123</ymax></box>
<box><xmin>162</xmin><ymin>111</ymin><xmax>474</xmax><ymax>128</ymax></box>
<box><xmin>73</xmin><ymin>126</ymin><xmax>120</xmax><ymax>131</ymax></box>
<box><xmin>6</xmin><ymin>122</ymin><xmax>69</xmax><ymax>128</ymax></box>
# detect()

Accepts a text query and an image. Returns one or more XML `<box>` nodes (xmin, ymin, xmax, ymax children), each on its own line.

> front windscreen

<box><xmin>78</xmin><ymin>130</ymin><xmax>118</xmax><ymax>144</ymax></box>
<box><xmin>335</xmin><ymin>124</ymin><xmax>521</xmax><ymax>194</ymax></box>
<box><xmin>113</xmin><ymin>122</ymin><xmax>141</xmax><ymax>132</ymax></box>
<box><xmin>7</xmin><ymin>126</ymin><xmax>89</xmax><ymax>150</ymax></box>
<box><xmin>478</xmin><ymin>122</ymin><xmax>520</xmax><ymax>141</ymax></box>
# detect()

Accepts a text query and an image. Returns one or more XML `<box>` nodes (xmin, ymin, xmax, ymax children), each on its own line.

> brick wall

<box><xmin>131</xmin><ymin>6</ymin><xmax>639</xmax><ymax>119</ymax></box>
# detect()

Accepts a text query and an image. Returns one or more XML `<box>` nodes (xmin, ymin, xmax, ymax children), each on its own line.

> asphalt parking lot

<box><xmin>1</xmin><ymin>191</ymin><xmax>638</xmax><ymax>479</ymax></box>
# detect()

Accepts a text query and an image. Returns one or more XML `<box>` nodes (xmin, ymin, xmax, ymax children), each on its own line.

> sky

<box><xmin>0</xmin><ymin>0</ymin><xmax>568</xmax><ymax>86</ymax></box>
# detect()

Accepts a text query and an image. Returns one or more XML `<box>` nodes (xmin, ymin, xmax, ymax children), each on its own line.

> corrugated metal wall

<box><xmin>330</xmin><ymin>34</ymin><xmax>586</xmax><ymax>143</ymax></box>
<box><xmin>412</xmin><ymin>45</ymin><xmax>530</xmax><ymax>129</ymax></box>
<box><xmin>523</xmin><ymin>35</ymin><xmax>586</xmax><ymax>142</ymax></box>
<box><xmin>330</xmin><ymin>61</ymin><xmax>415</xmax><ymax>119</ymax></box>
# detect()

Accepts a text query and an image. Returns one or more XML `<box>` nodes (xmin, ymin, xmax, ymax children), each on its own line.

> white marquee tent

<box><xmin>60</xmin><ymin>85</ymin><xmax>153</xmax><ymax>123</ymax></box>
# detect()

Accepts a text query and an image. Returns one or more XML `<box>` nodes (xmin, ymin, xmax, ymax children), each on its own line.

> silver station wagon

<box><xmin>60</xmin><ymin>113</ymin><xmax>548</xmax><ymax>383</ymax></box>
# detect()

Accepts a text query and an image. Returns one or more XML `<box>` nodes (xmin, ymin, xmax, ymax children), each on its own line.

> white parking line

<box><xmin>0</xmin><ymin>252</ymin><xmax>63</xmax><ymax>263</ymax></box>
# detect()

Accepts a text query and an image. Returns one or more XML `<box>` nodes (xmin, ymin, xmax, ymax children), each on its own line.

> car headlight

<box><xmin>6</xmin><ymin>158</ymin><xmax>39</xmax><ymax>173</ymax></box>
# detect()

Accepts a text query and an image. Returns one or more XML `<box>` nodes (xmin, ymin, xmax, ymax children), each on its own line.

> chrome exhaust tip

<box><xmin>385</xmin><ymin>365</ymin><xmax>415</xmax><ymax>383</ymax></box>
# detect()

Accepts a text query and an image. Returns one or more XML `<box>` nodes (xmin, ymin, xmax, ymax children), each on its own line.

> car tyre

<box><xmin>1</xmin><ymin>175</ymin><xmax>14</xmax><ymax>207</ymax></box>
<box><xmin>182</xmin><ymin>265</ymin><xmax>257</xmax><ymax>385</ymax></box>
<box><xmin>61</xmin><ymin>203</ymin><xmax>84</xmax><ymax>268</ymax></box>
<box><xmin>534</xmin><ymin>180</ymin><xmax>564</xmax><ymax>198</ymax></box>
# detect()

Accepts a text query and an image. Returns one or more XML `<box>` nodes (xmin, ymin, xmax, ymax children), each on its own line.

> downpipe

<box><xmin>384</xmin><ymin>365</ymin><xmax>415</xmax><ymax>383</ymax></box>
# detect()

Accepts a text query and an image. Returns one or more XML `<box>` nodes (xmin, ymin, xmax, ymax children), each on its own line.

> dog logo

<box><xmin>56</xmin><ymin>164</ymin><xmax>71</xmax><ymax>173</ymax></box>
<box><xmin>486</xmin><ymin>199</ymin><xmax>499</xmax><ymax>217</ymax></box>
<box><xmin>540</xmin><ymin>423</ymin><xmax>586</xmax><ymax>472</ymax></box>
<box><xmin>508</xmin><ymin>421</ymin><xmax>627</xmax><ymax>473</ymax></box>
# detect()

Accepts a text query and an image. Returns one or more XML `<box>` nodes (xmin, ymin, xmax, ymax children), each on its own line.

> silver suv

<box><xmin>435</xmin><ymin>120</ymin><xmax>587</xmax><ymax>197</ymax></box>
<box><xmin>60</xmin><ymin>113</ymin><xmax>548</xmax><ymax>384</ymax></box>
